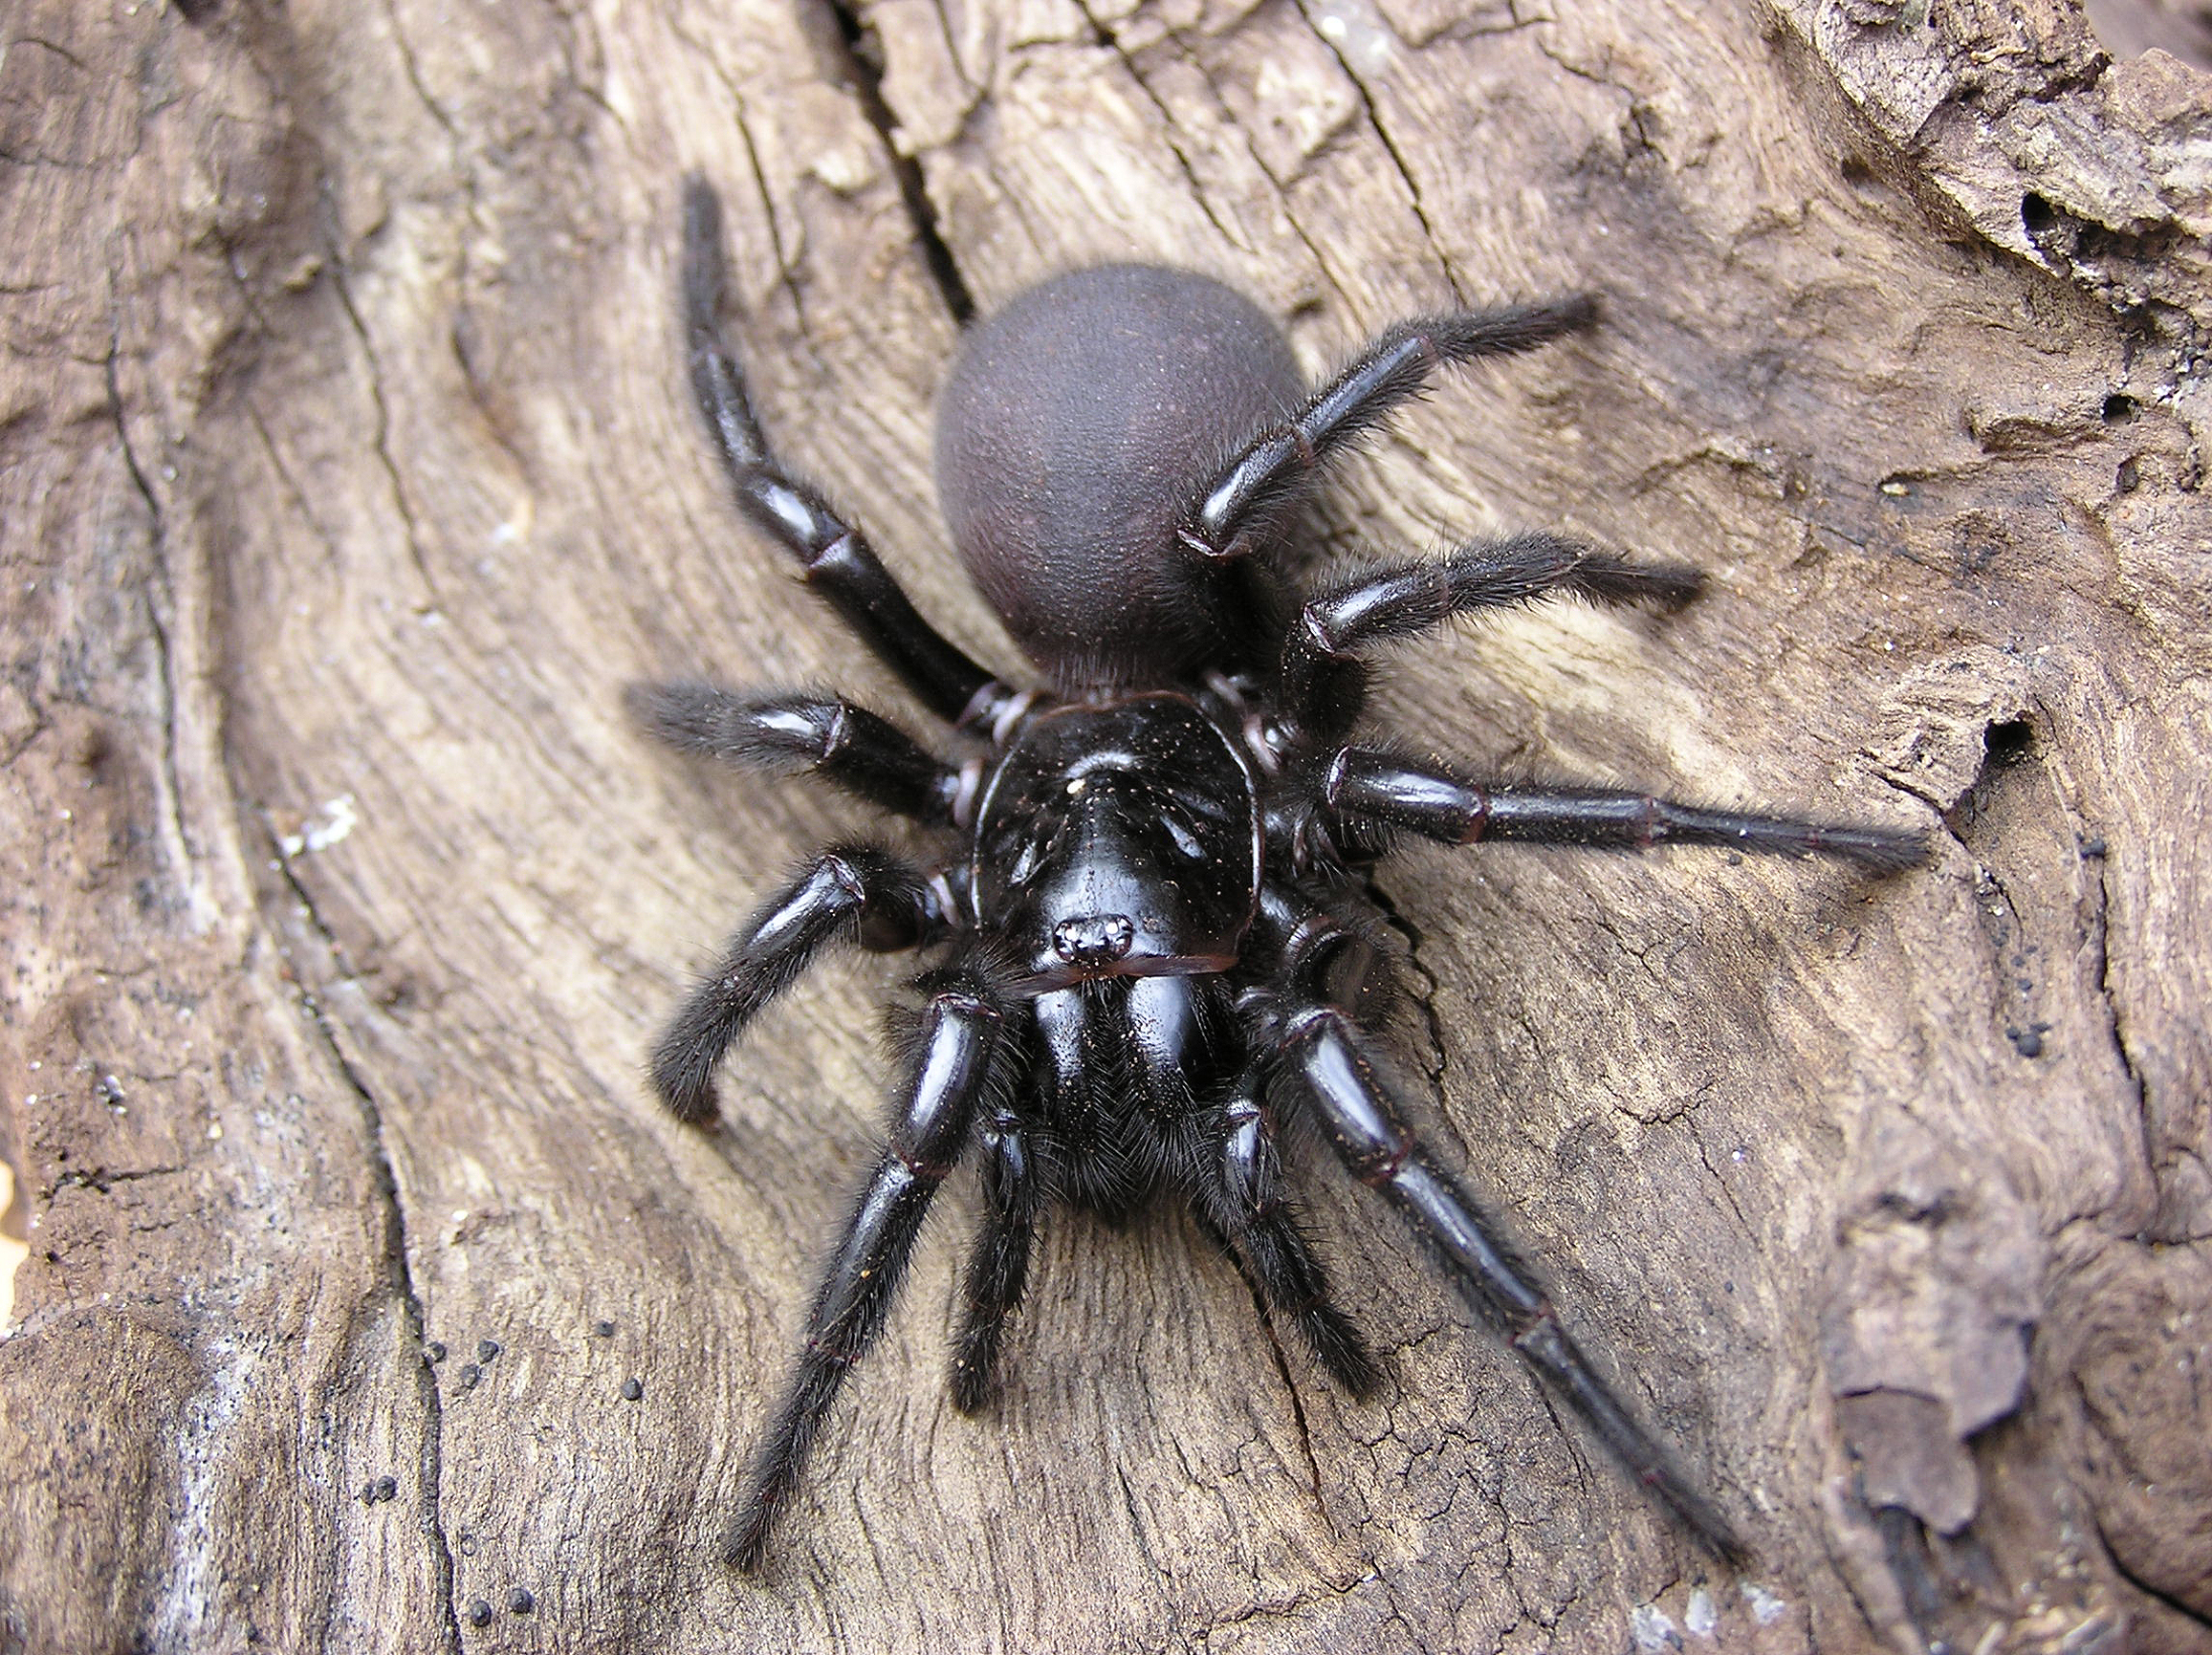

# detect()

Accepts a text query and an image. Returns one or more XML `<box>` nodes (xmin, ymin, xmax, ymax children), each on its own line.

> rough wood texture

<box><xmin>3</xmin><ymin>1</ymin><xmax>2208</xmax><ymax>1650</ymax></box>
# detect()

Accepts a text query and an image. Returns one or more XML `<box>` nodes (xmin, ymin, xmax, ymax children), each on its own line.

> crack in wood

<box><xmin>820</xmin><ymin>0</ymin><xmax>975</xmax><ymax>323</ymax></box>
<box><xmin>267</xmin><ymin>852</ymin><xmax>464</xmax><ymax>1655</ymax></box>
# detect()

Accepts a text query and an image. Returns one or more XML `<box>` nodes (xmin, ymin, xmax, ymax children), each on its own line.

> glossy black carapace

<box><xmin>632</xmin><ymin>176</ymin><xmax>1925</xmax><ymax>1572</ymax></box>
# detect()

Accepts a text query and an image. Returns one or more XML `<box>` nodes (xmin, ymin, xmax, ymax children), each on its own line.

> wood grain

<box><xmin>3</xmin><ymin>1</ymin><xmax>2207</xmax><ymax>1650</ymax></box>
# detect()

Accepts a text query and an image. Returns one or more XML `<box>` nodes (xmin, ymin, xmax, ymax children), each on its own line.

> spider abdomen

<box><xmin>970</xmin><ymin>694</ymin><xmax>1261</xmax><ymax>991</ymax></box>
<box><xmin>933</xmin><ymin>265</ymin><xmax>1303</xmax><ymax>688</ymax></box>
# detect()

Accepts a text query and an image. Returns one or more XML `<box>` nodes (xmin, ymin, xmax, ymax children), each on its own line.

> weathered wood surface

<box><xmin>3</xmin><ymin>1</ymin><xmax>2208</xmax><ymax>1650</ymax></box>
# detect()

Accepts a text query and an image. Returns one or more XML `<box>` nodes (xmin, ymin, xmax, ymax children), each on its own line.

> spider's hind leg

<box><xmin>680</xmin><ymin>176</ymin><xmax>1021</xmax><ymax>730</ymax></box>
<box><xmin>1184</xmin><ymin>298</ymin><xmax>1603</xmax><ymax>562</ymax></box>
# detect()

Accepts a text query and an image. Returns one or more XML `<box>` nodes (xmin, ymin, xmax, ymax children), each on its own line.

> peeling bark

<box><xmin>3</xmin><ymin>1</ymin><xmax>2208</xmax><ymax>1650</ymax></box>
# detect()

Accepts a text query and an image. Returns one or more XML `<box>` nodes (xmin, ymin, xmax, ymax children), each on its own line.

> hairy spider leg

<box><xmin>948</xmin><ymin>1096</ymin><xmax>1041</xmax><ymax>1414</ymax></box>
<box><xmin>1251</xmin><ymin>910</ymin><xmax>1747</xmax><ymax>1563</ymax></box>
<box><xmin>1325</xmin><ymin>746</ymin><xmax>1930</xmax><ymax>872</ymax></box>
<box><xmin>1194</xmin><ymin>1065</ymin><xmax>1381</xmax><ymax>1396</ymax></box>
<box><xmin>1280</xmin><ymin>532</ymin><xmax>1701</xmax><ymax>745</ymax></box>
<box><xmin>628</xmin><ymin>681</ymin><xmax>966</xmax><ymax>824</ymax></box>
<box><xmin>681</xmin><ymin>177</ymin><xmax>1023</xmax><ymax>730</ymax></box>
<box><xmin>649</xmin><ymin>846</ymin><xmax>941</xmax><ymax>1123</ymax></box>
<box><xmin>727</xmin><ymin>962</ymin><xmax>1014</xmax><ymax>1572</ymax></box>
<box><xmin>1182</xmin><ymin>296</ymin><xmax>1601</xmax><ymax>562</ymax></box>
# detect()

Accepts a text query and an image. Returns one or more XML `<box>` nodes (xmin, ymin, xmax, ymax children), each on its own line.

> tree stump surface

<box><xmin>3</xmin><ymin>1</ymin><xmax>2208</xmax><ymax>1650</ymax></box>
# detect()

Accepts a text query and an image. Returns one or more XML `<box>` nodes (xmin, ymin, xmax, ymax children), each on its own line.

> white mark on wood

<box><xmin>1685</xmin><ymin>1587</ymin><xmax>1718</xmax><ymax>1637</ymax></box>
<box><xmin>0</xmin><ymin>1163</ymin><xmax>23</xmax><ymax>1332</ymax></box>
<box><xmin>278</xmin><ymin>794</ymin><xmax>359</xmax><ymax>857</ymax></box>
<box><xmin>1631</xmin><ymin>1602</ymin><xmax>1680</xmax><ymax>1651</ymax></box>
<box><xmin>1306</xmin><ymin>0</ymin><xmax>1394</xmax><ymax>75</ymax></box>
<box><xmin>152</xmin><ymin>1336</ymin><xmax>257</xmax><ymax>1646</ymax></box>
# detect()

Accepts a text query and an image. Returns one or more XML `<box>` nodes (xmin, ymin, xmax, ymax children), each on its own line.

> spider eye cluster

<box><xmin>970</xmin><ymin>699</ymin><xmax>1261</xmax><ymax>989</ymax></box>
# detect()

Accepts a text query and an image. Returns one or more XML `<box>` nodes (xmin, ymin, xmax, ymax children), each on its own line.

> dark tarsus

<box><xmin>640</xmin><ymin>175</ymin><xmax>1927</xmax><ymax>1574</ymax></box>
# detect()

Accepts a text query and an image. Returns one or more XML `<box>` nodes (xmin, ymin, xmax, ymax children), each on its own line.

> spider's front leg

<box><xmin>1325</xmin><ymin>746</ymin><xmax>1928</xmax><ymax>871</ymax></box>
<box><xmin>681</xmin><ymin>177</ymin><xmax>1023</xmax><ymax>730</ymax></box>
<box><xmin>947</xmin><ymin>1094</ymin><xmax>1040</xmax><ymax>1415</ymax></box>
<box><xmin>649</xmin><ymin>845</ymin><xmax>943</xmax><ymax>1123</ymax></box>
<box><xmin>1248</xmin><ymin>901</ymin><xmax>1746</xmax><ymax>1562</ymax></box>
<box><xmin>1195</xmin><ymin>1067</ymin><xmax>1380</xmax><ymax>1397</ymax></box>
<box><xmin>728</xmin><ymin>959</ymin><xmax>1015</xmax><ymax>1573</ymax></box>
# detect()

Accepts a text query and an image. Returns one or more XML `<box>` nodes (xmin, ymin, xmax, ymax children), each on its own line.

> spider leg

<box><xmin>727</xmin><ymin>960</ymin><xmax>1012</xmax><ymax>1573</ymax></box>
<box><xmin>1196</xmin><ymin>1067</ymin><xmax>1381</xmax><ymax>1396</ymax></box>
<box><xmin>681</xmin><ymin>176</ymin><xmax>1023</xmax><ymax>730</ymax></box>
<box><xmin>947</xmin><ymin>1098</ymin><xmax>1041</xmax><ymax>1413</ymax></box>
<box><xmin>1250</xmin><ymin>901</ymin><xmax>1746</xmax><ymax>1562</ymax></box>
<box><xmin>1183</xmin><ymin>298</ymin><xmax>1602</xmax><ymax>562</ymax></box>
<box><xmin>1281</xmin><ymin>533</ymin><xmax>1700</xmax><ymax>743</ymax></box>
<box><xmin>627</xmin><ymin>681</ymin><xmax>973</xmax><ymax>825</ymax></box>
<box><xmin>650</xmin><ymin>845</ymin><xmax>941</xmax><ymax>1123</ymax></box>
<box><xmin>1129</xmin><ymin>974</ymin><xmax>1375</xmax><ymax>1389</ymax></box>
<box><xmin>1325</xmin><ymin>745</ymin><xmax>1929</xmax><ymax>872</ymax></box>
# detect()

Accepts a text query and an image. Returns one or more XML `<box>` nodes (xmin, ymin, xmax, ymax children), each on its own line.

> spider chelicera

<box><xmin>633</xmin><ymin>176</ymin><xmax>1925</xmax><ymax>1573</ymax></box>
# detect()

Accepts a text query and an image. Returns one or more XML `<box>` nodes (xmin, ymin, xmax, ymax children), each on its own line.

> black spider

<box><xmin>634</xmin><ymin>176</ymin><xmax>1925</xmax><ymax>1574</ymax></box>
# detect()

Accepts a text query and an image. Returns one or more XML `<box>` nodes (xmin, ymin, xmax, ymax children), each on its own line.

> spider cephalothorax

<box><xmin>635</xmin><ymin>176</ymin><xmax>1925</xmax><ymax>1572</ymax></box>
